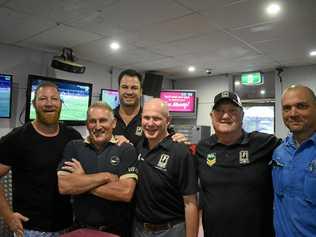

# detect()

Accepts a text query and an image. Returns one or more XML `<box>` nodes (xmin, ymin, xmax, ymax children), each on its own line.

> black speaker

<box><xmin>142</xmin><ymin>72</ymin><xmax>163</xmax><ymax>97</ymax></box>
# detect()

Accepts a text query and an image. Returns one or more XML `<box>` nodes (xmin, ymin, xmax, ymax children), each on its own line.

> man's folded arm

<box><xmin>90</xmin><ymin>174</ymin><xmax>137</xmax><ymax>202</ymax></box>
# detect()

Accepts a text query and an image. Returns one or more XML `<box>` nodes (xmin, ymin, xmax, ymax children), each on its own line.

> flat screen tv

<box><xmin>0</xmin><ymin>74</ymin><xmax>13</xmax><ymax>118</ymax></box>
<box><xmin>100</xmin><ymin>89</ymin><xmax>119</xmax><ymax>109</ymax></box>
<box><xmin>242</xmin><ymin>104</ymin><xmax>275</xmax><ymax>134</ymax></box>
<box><xmin>25</xmin><ymin>74</ymin><xmax>93</xmax><ymax>126</ymax></box>
<box><xmin>160</xmin><ymin>90</ymin><xmax>197</xmax><ymax>118</ymax></box>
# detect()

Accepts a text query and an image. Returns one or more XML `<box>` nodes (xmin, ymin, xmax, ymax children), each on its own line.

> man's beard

<box><xmin>120</xmin><ymin>97</ymin><xmax>140</xmax><ymax>108</ymax></box>
<box><xmin>36</xmin><ymin>109</ymin><xmax>61</xmax><ymax>125</ymax></box>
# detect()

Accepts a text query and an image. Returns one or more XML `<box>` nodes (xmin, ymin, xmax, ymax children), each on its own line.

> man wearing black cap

<box><xmin>196</xmin><ymin>91</ymin><xmax>280</xmax><ymax>237</ymax></box>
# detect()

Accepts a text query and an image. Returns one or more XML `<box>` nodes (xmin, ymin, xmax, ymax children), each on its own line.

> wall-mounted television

<box><xmin>100</xmin><ymin>89</ymin><xmax>119</xmax><ymax>109</ymax></box>
<box><xmin>160</xmin><ymin>90</ymin><xmax>197</xmax><ymax>118</ymax></box>
<box><xmin>0</xmin><ymin>74</ymin><xmax>13</xmax><ymax>118</ymax></box>
<box><xmin>242</xmin><ymin>104</ymin><xmax>275</xmax><ymax>134</ymax></box>
<box><xmin>25</xmin><ymin>74</ymin><xmax>93</xmax><ymax>126</ymax></box>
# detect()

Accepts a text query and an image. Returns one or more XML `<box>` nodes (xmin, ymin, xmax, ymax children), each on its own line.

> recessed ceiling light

<box><xmin>110</xmin><ymin>41</ymin><xmax>120</xmax><ymax>50</ymax></box>
<box><xmin>188</xmin><ymin>66</ymin><xmax>196</xmax><ymax>72</ymax></box>
<box><xmin>260</xmin><ymin>89</ymin><xmax>266</xmax><ymax>95</ymax></box>
<box><xmin>309</xmin><ymin>50</ymin><xmax>316</xmax><ymax>57</ymax></box>
<box><xmin>266</xmin><ymin>3</ymin><xmax>281</xmax><ymax>15</ymax></box>
<box><xmin>235</xmin><ymin>81</ymin><xmax>241</xmax><ymax>86</ymax></box>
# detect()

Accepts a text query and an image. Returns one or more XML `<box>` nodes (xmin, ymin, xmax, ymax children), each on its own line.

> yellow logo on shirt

<box><xmin>207</xmin><ymin>153</ymin><xmax>216</xmax><ymax>167</ymax></box>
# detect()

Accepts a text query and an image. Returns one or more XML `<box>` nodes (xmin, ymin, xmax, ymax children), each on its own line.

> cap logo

<box><xmin>221</xmin><ymin>91</ymin><xmax>230</xmax><ymax>98</ymax></box>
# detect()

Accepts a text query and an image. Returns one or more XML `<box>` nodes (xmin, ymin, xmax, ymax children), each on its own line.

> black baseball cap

<box><xmin>213</xmin><ymin>91</ymin><xmax>242</xmax><ymax>110</ymax></box>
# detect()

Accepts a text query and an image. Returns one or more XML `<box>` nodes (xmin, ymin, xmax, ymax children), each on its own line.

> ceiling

<box><xmin>0</xmin><ymin>0</ymin><xmax>315</xmax><ymax>79</ymax></box>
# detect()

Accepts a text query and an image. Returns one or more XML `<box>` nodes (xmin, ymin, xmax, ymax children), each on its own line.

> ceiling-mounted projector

<box><xmin>51</xmin><ymin>48</ymin><xmax>86</xmax><ymax>74</ymax></box>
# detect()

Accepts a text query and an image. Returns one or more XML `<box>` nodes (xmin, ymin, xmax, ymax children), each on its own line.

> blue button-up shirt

<box><xmin>272</xmin><ymin>132</ymin><xmax>316</xmax><ymax>237</ymax></box>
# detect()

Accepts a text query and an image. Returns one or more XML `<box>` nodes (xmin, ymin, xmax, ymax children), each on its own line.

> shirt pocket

<box><xmin>304</xmin><ymin>159</ymin><xmax>316</xmax><ymax>205</ymax></box>
<box><xmin>271</xmin><ymin>158</ymin><xmax>286</xmax><ymax>196</ymax></box>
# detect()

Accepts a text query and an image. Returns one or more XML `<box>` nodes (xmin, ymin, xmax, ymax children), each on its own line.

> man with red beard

<box><xmin>0</xmin><ymin>82</ymin><xmax>82</xmax><ymax>237</ymax></box>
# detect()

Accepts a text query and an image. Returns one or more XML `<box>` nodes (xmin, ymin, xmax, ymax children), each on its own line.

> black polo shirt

<box><xmin>58</xmin><ymin>139</ymin><xmax>138</xmax><ymax>232</ymax></box>
<box><xmin>113</xmin><ymin>106</ymin><xmax>143</xmax><ymax>146</ymax></box>
<box><xmin>196</xmin><ymin>131</ymin><xmax>280</xmax><ymax>237</ymax></box>
<box><xmin>135</xmin><ymin>136</ymin><xmax>198</xmax><ymax>224</ymax></box>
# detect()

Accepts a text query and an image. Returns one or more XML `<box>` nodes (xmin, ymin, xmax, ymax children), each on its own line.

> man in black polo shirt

<box><xmin>134</xmin><ymin>98</ymin><xmax>199</xmax><ymax>237</ymax></box>
<box><xmin>57</xmin><ymin>102</ymin><xmax>138</xmax><ymax>237</ymax></box>
<box><xmin>196</xmin><ymin>91</ymin><xmax>280</xmax><ymax>237</ymax></box>
<box><xmin>113</xmin><ymin>69</ymin><xmax>187</xmax><ymax>146</ymax></box>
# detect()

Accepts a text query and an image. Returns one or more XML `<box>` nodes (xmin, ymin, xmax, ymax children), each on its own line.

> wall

<box><xmin>0</xmin><ymin>45</ymin><xmax>115</xmax><ymax>137</ymax></box>
<box><xmin>275</xmin><ymin>64</ymin><xmax>316</xmax><ymax>138</ymax></box>
<box><xmin>173</xmin><ymin>74</ymin><xmax>232</xmax><ymax>127</ymax></box>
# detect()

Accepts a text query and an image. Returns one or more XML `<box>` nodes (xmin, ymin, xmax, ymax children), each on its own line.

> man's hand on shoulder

<box><xmin>172</xmin><ymin>132</ymin><xmax>190</xmax><ymax>145</ymax></box>
<box><xmin>114</xmin><ymin>135</ymin><xmax>132</xmax><ymax>146</ymax></box>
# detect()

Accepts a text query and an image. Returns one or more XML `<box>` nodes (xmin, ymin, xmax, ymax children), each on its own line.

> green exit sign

<box><xmin>241</xmin><ymin>72</ymin><xmax>263</xmax><ymax>85</ymax></box>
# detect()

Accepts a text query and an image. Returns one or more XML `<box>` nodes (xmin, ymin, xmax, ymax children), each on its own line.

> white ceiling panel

<box><xmin>5</xmin><ymin>0</ymin><xmax>116</xmax><ymax>23</ymax></box>
<box><xmin>70</xmin><ymin>0</ymin><xmax>192</xmax><ymax>32</ymax></box>
<box><xmin>17</xmin><ymin>24</ymin><xmax>103</xmax><ymax>51</ymax></box>
<box><xmin>202</xmin><ymin>0</ymin><xmax>281</xmax><ymax>30</ymax></box>
<box><xmin>175</xmin><ymin>0</ymin><xmax>248</xmax><ymax>11</ymax></box>
<box><xmin>0</xmin><ymin>7</ymin><xmax>56</xmax><ymax>44</ymax></box>
<box><xmin>134</xmin><ymin>13</ymin><xmax>216</xmax><ymax>47</ymax></box>
<box><xmin>150</xmin><ymin>29</ymin><xmax>256</xmax><ymax>57</ymax></box>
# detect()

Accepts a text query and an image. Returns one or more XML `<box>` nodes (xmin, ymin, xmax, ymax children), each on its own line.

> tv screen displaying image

<box><xmin>100</xmin><ymin>89</ymin><xmax>119</xmax><ymax>109</ymax></box>
<box><xmin>0</xmin><ymin>74</ymin><xmax>13</xmax><ymax>118</ymax></box>
<box><xmin>160</xmin><ymin>90</ymin><xmax>197</xmax><ymax>118</ymax></box>
<box><xmin>25</xmin><ymin>75</ymin><xmax>92</xmax><ymax>125</ymax></box>
<box><xmin>242</xmin><ymin>104</ymin><xmax>274</xmax><ymax>134</ymax></box>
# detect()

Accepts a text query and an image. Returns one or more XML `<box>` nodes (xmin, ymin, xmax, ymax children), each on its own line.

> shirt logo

<box><xmin>138</xmin><ymin>153</ymin><xmax>144</xmax><ymax>161</ymax></box>
<box><xmin>207</xmin><ymin>153</ymin><xmax>216</xmax><ymax>167</ymax></box>
<box><xmin>239</xmin><ymin>150</ymin><xmax>249</xmax><ymax>164</ymax></box>
<box><xmin>110</xmin><ymin>156</ymin><xmax>120</xmax><ymax>166</ymax></box>
<box><xmin>135</xmin><ymin>126</ymin><xmax>143</xmax><ymax>136</ymax></box>
<box><xmin>157</xmin><ymin>154</ymin><xmax>170</xmax><ymax>170</ymax></box>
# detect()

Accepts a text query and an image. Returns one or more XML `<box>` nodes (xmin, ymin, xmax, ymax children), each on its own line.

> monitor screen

<box><xmin>25</xmin><ymin>75</ymin><xmax>93</xmax><ymax>125</ymax></box>
<box><xmin>160</xmin><ymin>90</ymin><xmax>197</xmax><ymax>117</ymax></box>
<box><xmin>242</xmin><ymin>104</ymin><xmax>274</xmax><ymax>134</ymax></box>
<box><xmin>100</xmin><ymin>89</ymin><xmax>119</xmax><ymax>109</ymax></box>
<box><xmin>0</xmin><ymin>74</ymin><xmax>13</xmax><ymax>118</ymax></box>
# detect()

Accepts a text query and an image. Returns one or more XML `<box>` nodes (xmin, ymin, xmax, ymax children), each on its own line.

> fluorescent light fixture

<box><xmin>266</xmin><ymin>3</ymin><xmax>281</xmax><ymax>15</ymax></box>
<box><xmin>309</xmin><ymin>50</ymin><xmax>316</xmax><ymax>57</ymax></box>
<box><xmin>110</xmin><ymin>41</ymin><xmax>120</xmax><ymax>50</ymax></box>
<box><xmin>188</xmin><ymin>66</ymin><xmax>196</xmax><ymax>72</ymax></box>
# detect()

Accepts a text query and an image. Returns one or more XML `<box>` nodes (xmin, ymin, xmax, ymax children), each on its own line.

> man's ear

<box><xmin>166</xmin><ymin>116</ymin><xmax>172</xmax><ymax>127</ymax></box>
<box><xmin>112</xmin><ymin>118</ymin><xmax>117</xmax><ymax>129</ymax></box>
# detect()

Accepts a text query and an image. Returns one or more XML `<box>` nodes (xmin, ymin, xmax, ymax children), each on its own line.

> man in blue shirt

<box><xmin>272</xmin><ymin>85</ymin><xmax>316</xmax><ymax>237</ymax></box>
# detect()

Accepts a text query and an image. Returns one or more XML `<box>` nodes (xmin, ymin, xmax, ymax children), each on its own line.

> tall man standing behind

<box><xmin>196</xmin><ymin>91</ymin><xmax>279</xmax><ymax>237</ymax></box>
<box><xmin>134</xmin><ymin>98</ymin><xmax>199</xmax><ymax>237</ymax></box>
<box><xmin>0</xmin><ymin>82</ymin><xmax>82</xmax><ymax>237</ymax></box>
<box><xmin>113</xmin><ymin>69</ymin><xmax>187</xmax><ymax>146</ymax></box>
<box><xmin>272</xmin><ymin>85</ymin><xmax>316</xmax><ymax>237</ymax></box>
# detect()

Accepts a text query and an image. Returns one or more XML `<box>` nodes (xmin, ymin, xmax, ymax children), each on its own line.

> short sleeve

<box><xmin>118</xmin><ymin>143</ymin><xmax>139</xmax><ymax>181</ymax></box>
<box><xmin>177</xmin><ymin>144</ymin><xmax>198</xmax><ymax>196</ymax></box>
<box><xmin>0</xmin><ymin>128</ymin><xmax>20</xmax><ymax>167</ymax></box>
